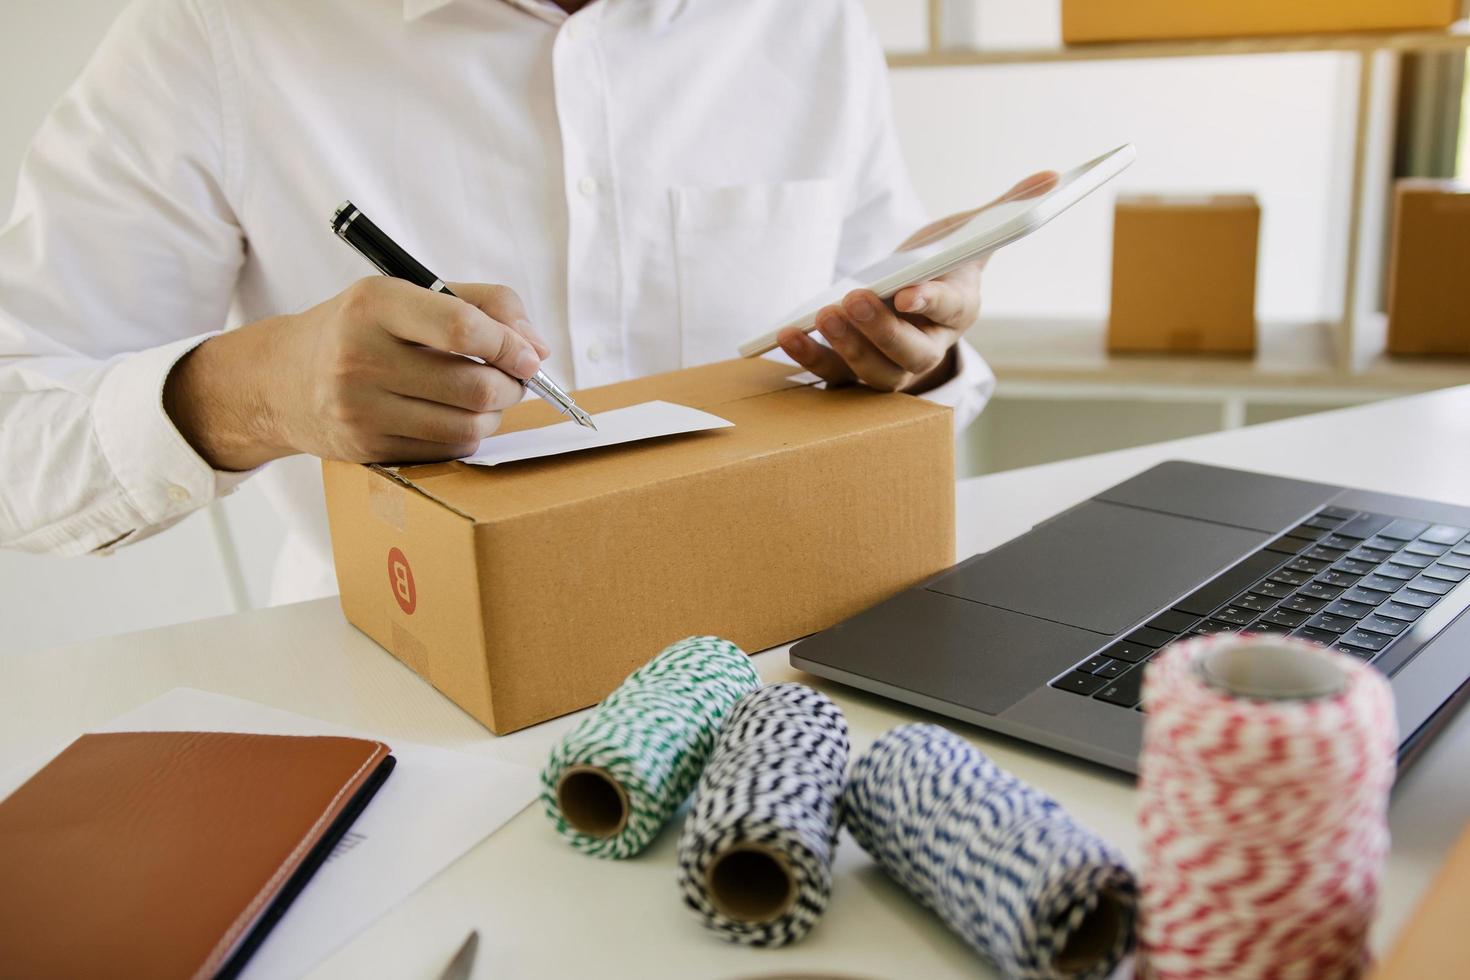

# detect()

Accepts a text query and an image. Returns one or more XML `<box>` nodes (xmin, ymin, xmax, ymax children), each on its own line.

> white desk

<box><xmin>4</xmin><ymin>386</ymin><xmax>1470</xmax><ymax>979</ymax></box>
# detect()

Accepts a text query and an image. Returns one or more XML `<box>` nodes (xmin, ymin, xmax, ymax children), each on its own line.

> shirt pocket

<box><xmin>670</xmin><ymin>179</ymin><xmax>842</xmax><ymax>367</ymax></box>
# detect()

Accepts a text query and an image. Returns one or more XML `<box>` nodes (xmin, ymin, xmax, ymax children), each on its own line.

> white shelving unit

<box><xmin>968</xmin><ymin>315</ymin><xmax>1470</xmax><ymax>426</ymax></box>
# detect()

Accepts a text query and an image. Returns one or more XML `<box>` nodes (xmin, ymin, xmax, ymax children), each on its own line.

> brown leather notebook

<box><xmin>0</xmin><ymin>730</ymin><xmax>394</xmax><ymax>980</ymax></box>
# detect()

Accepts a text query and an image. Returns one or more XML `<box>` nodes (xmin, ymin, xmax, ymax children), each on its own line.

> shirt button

<box><xmin>166</xmin><ymin>484</ymin><xmax>191</xmax><ymax>504</ymax></box>
<box><xmin>586</xmin><ymin>341</ymin><xmax>604</xmax><ymax>363</ymax></box>
<box><xmin>577</xmin><ymin>176</ymin><xmax>598</xmax><ymax>197</ymax></box>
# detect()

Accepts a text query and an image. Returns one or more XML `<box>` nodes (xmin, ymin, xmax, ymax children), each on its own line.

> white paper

<box><xmin>461</xmin><ymin>399</ymin><xmax>732</xmax><ymax>466</ymax></box>
<box><xmin>0</xmin><ymin>689</ymin><xmax>538</xmax><ymax>980</ymax></box>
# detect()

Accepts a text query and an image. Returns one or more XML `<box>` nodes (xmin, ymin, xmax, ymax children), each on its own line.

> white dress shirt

<box><xmin>0</xmin><ymin>0</ymin><xmax>995</xmax><ymax>603</ymax></box>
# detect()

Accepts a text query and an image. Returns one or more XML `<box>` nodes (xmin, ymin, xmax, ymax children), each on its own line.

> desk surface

<box><xmin>5</xmin><ymin>386</ymin><xmax>1470</xmax><ymax>979</ymax></box>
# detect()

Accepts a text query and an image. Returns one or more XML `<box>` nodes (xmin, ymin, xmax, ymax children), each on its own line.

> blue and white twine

<box><xmin>843</xmin><ymin>724</ymin><xmax>1137</xmax><ymax>980</ymax></box>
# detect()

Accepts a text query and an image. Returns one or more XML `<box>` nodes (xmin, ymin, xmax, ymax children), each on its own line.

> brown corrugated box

<box><xmin>1387</xmin><ymin>179</ymin><xmax>1470</xmax><ymax>357</ymax></box>
<box><xmin>1062</xmin><ymin>0</ymin><xmax>1459</xmax><ymax>44</ymax></box>
<box><xmin>1370</xmin><ymin>817</ymin><xmax>1470</xmax><ymax>978</ymax></box>
<box><xmin>1107</xmin><ymin>194</ymin><xmax>1260</xmax><ymax>355</ymax></box>
<box><xmin>323</xmin><ymin>357</ymin><xmax>955</xmax><ymax>734</ymax></box>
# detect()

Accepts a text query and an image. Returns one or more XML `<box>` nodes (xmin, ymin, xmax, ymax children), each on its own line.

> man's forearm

<box><xmin>163</xmin><ymin>316</ymin><xmax>291</xmax><ymax>472</ymax></box>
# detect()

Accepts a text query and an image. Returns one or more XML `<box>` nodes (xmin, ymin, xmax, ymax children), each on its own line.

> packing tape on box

<box><xmin>1138</xmin><ymin>635</ymin><xmax>1396</xmax><ymax>979</ymax></box>
<box><xmin>843</xmin><ymin>724</ymin><xmax>1137</xmax><ymax>980</ymax></box>
<box><xmin>541</xmin><ymin>636</ymin><xmax>762</xmax><ymax>859</ymax></box>
<box><xmin>676</xmin><ymin>683</ymin><xmax>848</xmax><ymax>947</ymax></box>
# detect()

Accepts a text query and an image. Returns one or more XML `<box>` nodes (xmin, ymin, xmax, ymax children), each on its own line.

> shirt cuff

<box><xmin>917</xmin><ymin>338</ymin><xmax>995</xmax><ymax>432</ymax></box>
<box><xmin>92</xmin><ymin>333</ymin><xmax>255</xmax><ymax>532</ymax></box>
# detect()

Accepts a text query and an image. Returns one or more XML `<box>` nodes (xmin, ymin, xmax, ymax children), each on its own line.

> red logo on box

<box><xmin>387</xmin><ymin>547</ymin><xmax>416</xmax><ymax>615</ymax></box>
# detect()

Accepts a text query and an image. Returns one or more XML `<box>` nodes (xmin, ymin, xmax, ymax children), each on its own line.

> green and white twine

<box><xmin>541</xmin><ymin>636</ymin><xmax>762</xmax><ymax>859</ymax></box>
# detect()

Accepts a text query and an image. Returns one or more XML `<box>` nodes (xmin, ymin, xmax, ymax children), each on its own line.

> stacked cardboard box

<box><xmin>1387</xmin><ymin>179</ymin><xmax>1470</xmax><ymax>357</ymax></box>
<box><xmin>1107</xmin><ymin>194</ymin><xmax>1260</xmax><ymax>355</ymax></box>
<box><xmin>1063</xmin><ymin>0</ymin><xmax>1459</xmax><ymax>44</ymax></box>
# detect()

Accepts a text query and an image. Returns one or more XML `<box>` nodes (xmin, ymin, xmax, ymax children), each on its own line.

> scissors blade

<box><xmin>437</xmin><ymin>930</ymin><xmax>479</xmax><ymax>980</ymax></box>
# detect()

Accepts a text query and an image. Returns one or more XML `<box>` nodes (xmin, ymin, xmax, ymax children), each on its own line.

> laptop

<box><xmin>791</xmin><ymin>461</ymin><xmax>1470</xmax><ymax>774</ymax></box>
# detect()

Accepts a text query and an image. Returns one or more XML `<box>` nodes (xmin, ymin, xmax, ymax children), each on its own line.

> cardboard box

<box><xmin>1387</xmin><ymin>179</ymin><xmax>1470</xmax><ymax>357</ymax></box>
<box><xmin>1370</xmin><ymin>817</ymin><xmax>1470</xmax><ymax>978</ymax></box>
<box><xmin>1107</xmin><ymin>194</ymin><xmax>1260</xmax><ymax>355</ymax></box>
<box><xmin>323</xmin><ymin>357</ymin><xmax>955</xmax><ymax>734</ymax></box>
<box><xmin>1062</xmin><ymin>0</ymin><xmax>1459</xmax><ymax>44</ymax></box>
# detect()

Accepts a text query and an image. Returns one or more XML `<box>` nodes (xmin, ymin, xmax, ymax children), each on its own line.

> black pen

<box><xmin>331</xmin><ymin>201</ymin><xmax>596</xmax><ymax>430</ymax></box>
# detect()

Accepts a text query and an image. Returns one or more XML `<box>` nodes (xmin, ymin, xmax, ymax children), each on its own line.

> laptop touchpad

<box><xmin>792</xmin><ymin>588</ymin><xmax>1109</xmax><ymax>716</ymax></box>
<box><xmin>930</xmin><ymin>500</ymin><xmax>1267</xmax><ymax>635</ymax></box>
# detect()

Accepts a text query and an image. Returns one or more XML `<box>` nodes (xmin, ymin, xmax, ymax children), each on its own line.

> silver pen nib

<box><xmin>523</xmin><ymin>369</ymin><xmax>596</xmax><ymax>431</ymax></box>
<box><xmin>570</xmin><ymin>404</ymin><xmax>597</xmax><ymax>430</ymax></box>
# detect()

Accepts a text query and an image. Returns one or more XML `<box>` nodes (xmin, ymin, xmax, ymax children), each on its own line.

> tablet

<box><xmin>737</xmin><ymin>143</ymin><xmax>1135</xmax><ymax>358</ymax></box>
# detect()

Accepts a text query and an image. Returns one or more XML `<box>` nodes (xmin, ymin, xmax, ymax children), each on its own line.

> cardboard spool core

<box><xmin>556</xmin><ymin>766</ymin><xmax>630</xmax><ymax>839</ymax></box>
<box><xmin>1197</xmin><ymin>639</ymin><xmax>1347</xmax><ymax>702</ymax></box>
<box><xmin>706</xmin><ymin>843</ymin><xmax>799</xmax><ymax>924</ymax></box>
<box><xmin>1054</xmin><ymin>887</ymin><xmax>1130</xmax><ymax>975</ymax></box>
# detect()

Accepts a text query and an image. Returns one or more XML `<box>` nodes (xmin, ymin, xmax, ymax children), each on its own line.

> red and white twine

<box><xmin>1138</xmin><ymin>635</ymin><xmax>1397</xmax><ymax>980</ymax></box>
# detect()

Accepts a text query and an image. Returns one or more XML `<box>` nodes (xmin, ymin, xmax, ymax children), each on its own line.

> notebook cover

<box><xmin>0</xmin><ymin>730</ymin><xmax>393</xmax><ymax>980</ymax></box>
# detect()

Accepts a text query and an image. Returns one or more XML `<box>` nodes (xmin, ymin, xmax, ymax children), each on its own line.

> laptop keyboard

<box><xmin>1051</xmin><ymin>507</ymin><xmax>1470</xmax><ymax>710</ymax></box>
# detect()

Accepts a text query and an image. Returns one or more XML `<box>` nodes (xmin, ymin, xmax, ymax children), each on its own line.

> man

<box><xmin>0</xmin><ymin>0</ymin><xmax>1019</xmax><ymax>603</ymax></box>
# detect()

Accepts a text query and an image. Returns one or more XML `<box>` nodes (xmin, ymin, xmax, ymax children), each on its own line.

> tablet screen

<box><xmin>855</xmin><ymin>153</ymin><xmax>1107</xmax><ymax>286</ymax></box>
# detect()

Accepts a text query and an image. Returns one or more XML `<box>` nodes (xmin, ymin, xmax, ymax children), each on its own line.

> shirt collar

<box><xmin>403</xmin><ymin>0</ymin><xmax>687</xmax><ymax>26</ymax></box>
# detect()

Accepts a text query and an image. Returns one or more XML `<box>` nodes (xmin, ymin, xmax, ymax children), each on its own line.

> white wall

<box><xmin>1</xmin><ymin>0</ymin><xmax>1361</xmax><ymax>652</ymax></box>
<box><xmin>893</xmin><ymin>56</ymin><xmax>1356</xmax><ymax>321</ymax></box>
<box><xmin>0</xmin><ymin>1</ymin><xmax>128</xmax><ymax>208</ymax></box>
<box><xmin>866</xmin><ymin>0</ymin><xmax>1359</xmax><ymax>322</ymax></box>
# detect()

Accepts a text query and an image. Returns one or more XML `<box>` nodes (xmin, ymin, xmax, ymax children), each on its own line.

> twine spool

<box><xmin>677</xmin><ymin>684</ymin><xmax>849</xmax><ymax>947</ymax></box>
<box><xmin>541</xmin><ymin>636</ymin><xmax>761</xmax><ymax>859</ymax></box>
<box><xmin>1138</xmin><ymin>635</ymin><xmax>1396</xmax><ymax>979</ymax></box>
<box><xmin>843</xmin><ymin>724</ymin><xmax>1137</xmax><ymax>979</ymax></box>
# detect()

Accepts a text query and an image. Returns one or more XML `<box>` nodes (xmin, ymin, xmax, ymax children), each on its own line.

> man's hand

<box><xmin>778</xmin><ymin>170</ymin><xmax>1058</xmax><ymax>394</ymax></box>
<box><xmin>164</xmin><ymin>277</ymin><xmax>550</xmax><ymax>470</ymax></box>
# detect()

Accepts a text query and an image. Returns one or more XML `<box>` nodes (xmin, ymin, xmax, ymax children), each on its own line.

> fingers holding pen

<box><xmin>293</xmin><ymin>277</ymin><xmax>538</xmax><ymax>464</ymax></box>
<box><xmin>448</xmin><ymin>281</ymin><xmax>551</xmax><ymax>360</ymax></box>
<box><xmin>350</xmin><ymin>278</ymin><xmax>543</xmax><ymax>380</ymax></box>
<box><xmin>381</xmin><ymin>391</ymin><xmax>505</xmax><ymax>446</ymax></box>
<box><xmin>384</xmin><ymin>345</ymin><xmax>526</xmax><ymax>414</ymax></box>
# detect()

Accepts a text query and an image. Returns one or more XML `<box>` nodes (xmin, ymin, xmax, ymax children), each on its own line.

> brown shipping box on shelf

<box><xmin>1387</xmin><ymin>179</ymin><xmax>1470</xmax><ymax>357</ymax></box>
<box><xmin>1107</xmin><ymin>194</ymin><xmax>1260</xmax><ymax>354</ymax></box>
<box><xmin>323</xmin><ymin>357</ymin><xmax>955</xmax><ymax>734</ymax></box>
<box><xmin>1370</xmin><ymin>818</ymin><xmax>1470</xmax><ymax>978</ymax></box>
<box><xmin>1062</xmin><ymin>0</ymin><xmax>1459</xmax><ymax>44</ymax></box>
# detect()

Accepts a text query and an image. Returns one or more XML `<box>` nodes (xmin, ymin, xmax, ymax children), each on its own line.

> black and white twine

<box><xmin>676</xmin><ymin>683</ymin><xmax>849</xmax><ymax>947</ymax></box>
<box><xmin>843</xmin><ymin>724</ymin><xmax>1137</xmax><ymax>980</ymax></box>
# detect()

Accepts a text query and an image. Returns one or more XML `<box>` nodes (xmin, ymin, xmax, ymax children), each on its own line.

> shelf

<box><xmin>888</xmin><ymin>22</ymin><xmax>1470</xmax><ymax>69</ymax></box>
<box><xmin>969</xmin><ymin>317</ymin><xmax>1470</xmax><ymax>399</ymax></box>
<box><xmin>893</xmin><ymin>13</ymin><xmax>1470</xmax><ymax>400</ymax></box>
